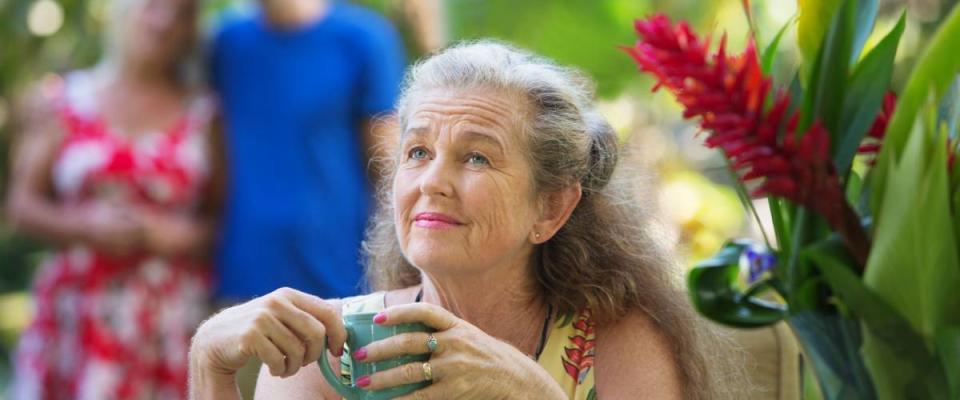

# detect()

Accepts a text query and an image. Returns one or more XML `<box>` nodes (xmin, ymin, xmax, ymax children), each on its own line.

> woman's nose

<box><xmin>419</xmin><ymin>158</ymin><xmax>454</xmax><ymax>198</ymax></box>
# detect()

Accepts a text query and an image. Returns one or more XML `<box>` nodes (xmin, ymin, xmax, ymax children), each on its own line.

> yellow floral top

<box><xmin>341</xmin><ymin>292</ymin><xmax>597</xmax><ymax>400</ymax></box>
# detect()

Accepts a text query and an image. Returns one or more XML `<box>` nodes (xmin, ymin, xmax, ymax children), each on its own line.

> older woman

<box><xmin>190</xmin><ymin>42</ymin><xmax>728</xmax><ymax>399</ymax></box>
<box><xmin>6</xmin><ymin>0</ymin><xmax>219</xmax><ymax>398</ymax></box>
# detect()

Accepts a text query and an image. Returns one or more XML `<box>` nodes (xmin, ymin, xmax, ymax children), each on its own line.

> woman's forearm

<box><xmin>5</xmin><ymin>193</ymin><xmax>85</xmax><ymax>246</ymax></box>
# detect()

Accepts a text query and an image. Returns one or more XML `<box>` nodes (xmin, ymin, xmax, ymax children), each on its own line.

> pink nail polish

<box><xmin>357</xmin><ymin>375</ymin><xmax>371</xmax><ymax>388</ymax></box>
<box><xmin>335</xmin><ymin>346</ymin><xmax>344</xmax><ymax>357</ymax></box>
<box><xmin>373</xmin><ymin>313</ymin><xmax>387</xmax><ymax>324</ymax></box>
<box><xmin>354</xmin><ymin>347</ymin><xmax>367</xmax><ymax>360</ymax></box>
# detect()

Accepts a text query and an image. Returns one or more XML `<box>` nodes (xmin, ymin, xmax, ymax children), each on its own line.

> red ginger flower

<box><xmin>624</xmin><ymin>14</ymin><xmax>870</xmax><ymax>269</ymax></box>
<box><xmin>858</xmin><ymin>92</ymin><xmax>897</xmax><ymax>164</ymax></box>
<box><xmin>859</xmin><ymin>92</ymin><xmax>956</xmax><ymax>185</ymax></box>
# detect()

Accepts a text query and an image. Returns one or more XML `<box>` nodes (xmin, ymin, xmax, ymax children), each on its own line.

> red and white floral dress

<box><xmin>11</xmin><ymin>72</ymin><xmax>213</xmax><ymax>400</ymax></box>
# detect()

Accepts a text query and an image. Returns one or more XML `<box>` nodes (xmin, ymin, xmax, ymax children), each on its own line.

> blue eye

<box><xmin>467</xmin><ymin>153</ymin><xmax>489</xmax><ymax>165</ymax></box>
<box><xmin>408</xmin><ymin>147</ymin><xmax>429</xmax><ymax>160</ymax></box>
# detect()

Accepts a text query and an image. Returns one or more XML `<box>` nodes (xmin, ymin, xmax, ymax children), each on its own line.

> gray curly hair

<box><xmin>363</xmin><ymin>40</ymin><xmax>741</xmax><ymax>400</ymax></box>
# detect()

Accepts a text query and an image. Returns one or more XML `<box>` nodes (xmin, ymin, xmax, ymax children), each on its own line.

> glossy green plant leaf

<box><xmin>799</xmin><ymin>0</ymin><xmax>856</xmax><ymax>135</ymax></box>
<box><xmin>803</xmin><ymin>239</ymin><xmax>936</xmax><ymax>396</ymax></box>
<box><xmin>937</xmin><ymin>327</ymin><xmax>960</xmax><ymax>399</ymax></box>
<box><xmin>844</xmin><ymin>171</ymin><xmax>862</xmax><ymax>205</ymax></box>
<box><xmin>863</xmin><ymin>107</ymin><xmax>960</xmax><ymax>398</ymax></box>
<box><xmin>761</xmin><ymin>17</ymin><xmax>796</xmax><ymax>76</ymax></box>
<box><xmin>872</xmin><ymin>3</ymin><xmax>960</xmax><ymax>216</ymax></box>
<box><xmin>789</xmin><ymin>311</ymin><xmax>876</xmax><ymax>400</ymax></box>
<box><xmin>940</xmin><ymin>78</ymin><xmax>960</xmax><ymax>139</ymax></box>
<box><xmin>850</xmin><ymin>0</ymin><xmax>878</xmax><ymax>65</ymax></box>
<box><xmin>797</xmin><ymin>0</ymin><xmax>841</xmax><ymax>68</ymax></box>
<box><xmin>834</xmin><ymin>13</ymin><xmax>904</xmax><ymax>177</ymax></box>
<box><xmin>796</xmin><ymin>0</ymin><xmax>877</xmax><ymax>72</ymax></box>
<box><xmin>687</xmin><ymin>241</ymin><xmax>786</xmax><ymax>328</ymax></box>
<box><xmin>768</xmin><ymin>197</ymin><xmax>791</xmax><ymax>255</ymax></box>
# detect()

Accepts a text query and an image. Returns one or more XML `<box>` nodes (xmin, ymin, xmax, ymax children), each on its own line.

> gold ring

<box><xmin>421</xmin><ymin>362</ymin><xmax>433</xmax><ymax>381</ymax></box>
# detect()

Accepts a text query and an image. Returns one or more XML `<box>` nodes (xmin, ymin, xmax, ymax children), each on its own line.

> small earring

<box><xmin>535</xmin><ymin>232</ymin><xmax>542</xmax><ymax>239</ymax></box>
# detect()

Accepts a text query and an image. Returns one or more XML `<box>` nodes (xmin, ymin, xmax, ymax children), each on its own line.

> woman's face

<box><xmin>394</xmin><ymin>87</ymin><xmax>541</xmax><ymax>277</ymax></box>
<box><xmin>122</xmin><ymin>0</ymin><xmax>197</xmax><ymax>70</ymax></box>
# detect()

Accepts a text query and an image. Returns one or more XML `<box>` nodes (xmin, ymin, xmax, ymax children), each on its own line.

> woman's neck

<box><xmin>419</xmin><ymin>261</ymin><xmax>549</xmax><ymax>357</ymax></box>
<box><xmin>113</xmin><ymin>62</ymin><xmax>178</xmax><ymax>92</ymax></box>
<box><xmin>260</xmin><ymin>0</ymin><xmax>330</xmax><ymax>29</ymax></box>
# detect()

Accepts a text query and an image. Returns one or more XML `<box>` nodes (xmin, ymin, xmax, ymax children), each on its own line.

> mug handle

<box><xmin>317</xmin><ymin>340</ymin><xmax>361</xmax><ymax>400</ymax></box>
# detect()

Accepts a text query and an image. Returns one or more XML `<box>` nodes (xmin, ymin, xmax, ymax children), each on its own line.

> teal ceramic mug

<box><xmin>317</xmin><ymin>312</ymin><xmax>435</xmax><ymax>400</ymax></box>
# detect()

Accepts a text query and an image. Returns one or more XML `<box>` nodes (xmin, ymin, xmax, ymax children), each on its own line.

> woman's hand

<box><xmin>137</xmin><ymin>209</ymin><xmax>213</xmax><ymax>258</ymax></box>
<box><xmin>190</xmin><ymin>288</ymin><xmax>347</xmax><ymax>379</ymax></box>
<box><xmin>75</xmin><ymin>203</ymin><xmax>145</xmax><ymax>256</ymax></box>
<box><xmin>354</xmin><ymin>303</ymin><xmax>566</xmax><ymax>400</ymax></box>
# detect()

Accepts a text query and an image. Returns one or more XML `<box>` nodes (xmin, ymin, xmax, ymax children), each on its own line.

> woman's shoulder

<box><xmin>11</xmin><ymin>73</ymin><xmax>76</xmax><ymax>146</ymax></box>
<box><xmin>594</xmin><ymin>309</ymin><xmax>682</xmax><ymax>399</ymax></box>
<box><xmin>597</xmin><ymin>309</ymin><xmax>675</xmax><ymax>361</ymax></box>
<box><xmin>16</xmin><ymin>74</ymin><xmax>68</xmax><ymax>123</ymax></box>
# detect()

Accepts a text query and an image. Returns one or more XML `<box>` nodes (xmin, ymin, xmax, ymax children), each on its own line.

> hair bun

<box><xmin>581</xmin><ymin>110</ymin><xmax>618</xmax><ymax>193</ymax></box>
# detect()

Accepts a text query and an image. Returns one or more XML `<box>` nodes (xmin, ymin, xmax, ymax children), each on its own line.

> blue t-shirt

<box><xmin>210</xmin><ymin>4</ymin><xmax>405</xmax><ymax>300</ymax></box>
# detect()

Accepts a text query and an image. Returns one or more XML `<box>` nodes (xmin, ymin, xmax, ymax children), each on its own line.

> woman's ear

<box><xmin>530</xmin><ymin>183</ymin><xmax>582</xmax><ymax>244</ymax></box>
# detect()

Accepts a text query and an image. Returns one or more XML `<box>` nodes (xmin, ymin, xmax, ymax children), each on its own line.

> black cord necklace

<box><xmin>414</xmin><ymin>288</ymin><xmax>552</xmax><ymax>360</ymax></box>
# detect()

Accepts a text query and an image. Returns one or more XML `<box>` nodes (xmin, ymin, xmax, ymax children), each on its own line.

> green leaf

<box><xmin>867</xmin><ymin>108</ymin><xmax>960</xmax><ymax>337</ymax></box>
<box><xmin>687</xmin><ymin>241</ymin><xmax>787</xmax><ymax>328</ymax></box>
<box><xmin>789</xmin><ymin>311</ymin><xmax>877</xmax><ymax>399</ymax></box>
<box><xmin>872</xmin><ymin>3</ymin><xmax>960</xmax><ymax>214</ymax></box>
<box><xmin>761</xmin><ymin>16</ymin><xmax>796</xmax><ymax>76</ymax></box>
<box><xmin>834</xmin><ymin>13</ymin><xmax>905</xmax><ymax>176</ymax></box>
<box><xmin>863</xmin><ymin>106</ymin><xmax>960</xmax><ymax>398</ymax></box>
<box><xmin>800</xmin><ymin>0</ymin><xmax>856</xmax><ymax>137</ymax></box>
<box><xmin>937</xmin><ymin>327</ymin><xmax>960</xmax><ymax>398</ymax></box>
<box><xmin>797</xmin><ymin>0</ymin><xmax>842</xmax><ymax>68</ymax></box>
<box><xmin>936</xmin><ymin>74</ymin><xmax>960</xmax><ymax>139</ymax></box>
<box><xmin>850</xmin><ymin>0</ymin><xmax>879</xmax><ymax>65</ymax></box>
<box><xmin>768</xmin><ymin>197</ymin><xmax>791</xmax><ymax>255</ymax></box>
<box><xmin>786</xmin><ymin>207</ymin><xmax>814</xmax><ymax>310</ymax></box>
<box><xmin>723</xmin><ymin>158</ymin><xmax>772</xmax><ymax>248</ymax></box>
<box><xmin>803</xmin><ymin>240</ymin><xmax>934</xmax><ymax>368</ymax></box>
<box><xmin>844</xmin><ymin>171</ymin><xmax>863</xmax><ymax>205</ymax></box>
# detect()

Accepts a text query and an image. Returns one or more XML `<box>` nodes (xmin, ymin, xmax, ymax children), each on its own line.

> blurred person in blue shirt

<box><xmin>209</xmin><ymin>0</ymin><xmax>405</xmax><ymax>301</ymax></box>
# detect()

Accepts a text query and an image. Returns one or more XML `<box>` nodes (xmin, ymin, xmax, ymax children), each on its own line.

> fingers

<box><xmin>360</xmin><ymin>359</ymin><xmax>448</xmax><ymax>392</ymax></box>
<box><xmin>394</xmin><ymin>385</ymin><xmax>449</xmax><ymax>400</ymax></box>
<box><xmin>279</xmin><ymin>288</ymin><xmax>348</xmax><ymax>355</ymax></box>
<box><xmin>375</xmin><ymin>303</ymin><xmax>459</xmax><ymax>331</ymax></box>
<box><xmin>246</xmin><ymin>288</ymin><xmax>347</xmax><ymax>377</ymax></box>
<box><xmin>262</xmin><ymin>294</ymin><xmax>328</xmax><ymax>366</ymax></box>
<box><xmin>255</xmin><ymin>312</ymin><xmax>305</xmax><ymax>377</ymax></box>
<box><xmin>358</xmin><ymin>332</ymin><xmax>443</xmax><ymax>363</ymax></box>
<box><xmin>238</xmin><ymin>330</ymin><xmax>286</xmax><ymax>377</ymax></box>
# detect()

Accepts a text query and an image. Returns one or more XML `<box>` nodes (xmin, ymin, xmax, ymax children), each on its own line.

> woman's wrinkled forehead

<box><xmin>401</xmin><ymin>86</ymin><xmax>530</xmax><ymax>139</ymax></box>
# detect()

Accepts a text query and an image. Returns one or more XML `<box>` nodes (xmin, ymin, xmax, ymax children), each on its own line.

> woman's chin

<box><xmin>406</xmin><ymin>251</ymin><xmax>472</xmax><ymax>275</ymax></box>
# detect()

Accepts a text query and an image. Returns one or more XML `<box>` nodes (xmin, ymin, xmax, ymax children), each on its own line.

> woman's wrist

<box><xmin>188</xmin><ymin>338</ymin><xmax>241</xmax><ymax>400</ymax></box>
<box><xmin>189</xmin><ymin>361</ymin><xmax>240</xmax><ymax>400</ymax></box>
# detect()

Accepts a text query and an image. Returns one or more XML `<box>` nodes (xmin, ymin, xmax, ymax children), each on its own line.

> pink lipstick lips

<box><xmin>413</xmin><ymin>212</ymin><xmax>463</xmax><ymax>229</ymax></box>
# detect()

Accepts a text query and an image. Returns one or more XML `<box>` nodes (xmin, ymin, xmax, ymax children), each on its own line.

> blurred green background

<box><xmin>0</xmin><ymin>0</ymin><xmax>953</xmax><ymax>396</ymax></box>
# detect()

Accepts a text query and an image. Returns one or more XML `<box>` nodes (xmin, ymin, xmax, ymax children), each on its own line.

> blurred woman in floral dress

<box><xmin>4</xmin><ymin>0</ymin><xmax>222</xmax><ymax>398</ymax></box>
